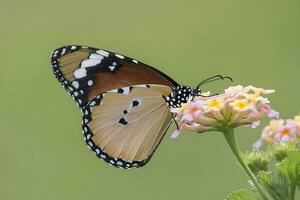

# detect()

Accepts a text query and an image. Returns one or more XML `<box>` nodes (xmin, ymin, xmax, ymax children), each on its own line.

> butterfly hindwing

<box><xmin>82</xmin><ymin>84</ymin><xmax>173</xmax><ymax>168</ymax></box>
<box><xmin>51</xmin><ymin>45</ymin><xmax>178</xmax><ymax>108</ymax></box>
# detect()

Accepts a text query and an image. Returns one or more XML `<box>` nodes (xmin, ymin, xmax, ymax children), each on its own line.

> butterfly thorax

<box><xmin>164</xmin><ymin>85</ymin><xmax>192</xmax><ymax>108</ymax></box>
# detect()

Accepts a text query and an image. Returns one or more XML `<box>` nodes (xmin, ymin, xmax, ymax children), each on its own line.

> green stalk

<box><xmin>289</xmin><ymin>183</ymin><xmax>296</xmax><ymax>200</ymax></box>
<box><xmin>223</xmin><ymin>128</ymin><xmax>271</xmax><ymax>200</ymax></box>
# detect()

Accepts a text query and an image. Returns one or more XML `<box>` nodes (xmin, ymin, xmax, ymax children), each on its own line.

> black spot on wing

<box><xmin>132</xmin><ymin>100</ymin><xmax>139</xmax><ymax>107</ymax></box>
<box><xmin>118</xmin><ymin>117</ymin><xmax>128</xmax><ymax>125</ymax></box>
<box><xmin>117</xmin><ymin>88</ymin><xmax>124</xmax><ymax>93</ymax></box>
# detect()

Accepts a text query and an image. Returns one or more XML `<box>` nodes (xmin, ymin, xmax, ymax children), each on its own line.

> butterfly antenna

<box><xmin>191</xmin><ymin>75</ymin><xmax>233</xmax><ymax>100</ymax></box>
<box><xmin>195</xmin><ymin>75</ymin><xmax>233</xmax><ymax>90</ymax></box>
<box><xmin>198</xmin><ymin>93</ymin><xmax>219</xmax><ymax>98</ymax></box>
<box><xmin>172</xmin><ymin>113</ymin><xmax>179</xmax><ymax>129</ymax></box>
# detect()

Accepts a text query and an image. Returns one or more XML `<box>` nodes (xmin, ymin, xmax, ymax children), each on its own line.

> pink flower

<box><xmin>182</xmin><ymin>100</ymin><xmax>205</xmax><ymax>123</ymax></box>
<box><xmin>170</xmin><ymin>85</ymin><xmax>278</xmax><ymax>138</ymax></box>
<box><xmin>247</xmin><ymin>121</ymin><xmax>261</xmax><ymax>129</ymax></box>
<box><xmin>171</xmin><ymin>129</ymin><xmax>182</xmax><ymax>139</ymax></box>
<box><xmin>274</xmin><ymin>120</ymin><xmax>297</xmax><ymax>142</ymax></box>
<box><xmin>253</xmin><ymin>117</ymin><xmax>300</xmax><ymax>148</ymax></box>
<box><xmin>257</xmin><ymin>103</ymin><xmax>279</xmax><ymax>119</ymax></box>
<box><xmin>170</xmin><ymin>121</ymin><xmax>186</xmax><ymax>139</ymax></box>
<box><xmin>253</xmin><ymin>140</ymin><xmax>264</xmax><ymax>149</ymax></box>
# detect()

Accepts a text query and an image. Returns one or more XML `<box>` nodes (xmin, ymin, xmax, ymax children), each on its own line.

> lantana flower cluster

<box><xmin>171</xmin><ymin>85</ymin><xmax>279</xmax><ymax>138</ymax></box>
<box><xmin>253</xmin><ymin>115</ymin><xmax>300</xmax><ymax>149</ymax></box>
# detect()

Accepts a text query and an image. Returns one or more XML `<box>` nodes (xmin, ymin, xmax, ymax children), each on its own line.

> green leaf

<box><xmin>258</xmin><ymin>171</ymin><xmax>289</xmax><ymax>200</ymax></box>
<box><xmin>278</xmin><ymin>150</ymin><xmax>300</xmax><ymax>187</ymax></box>
<box><xmin>272</xmin><ymin>142</ymin><xmax>297</xmax><ymax>162</ymax></box>
<box><xmin>225</xmin><ymin>189</ymin><xmax>258</xmax><ymax>200</ymax></box>
<box><xmin>244</xmin><ymin>150</ymin><xmax>269</xmax><ymax>175</ymax></box>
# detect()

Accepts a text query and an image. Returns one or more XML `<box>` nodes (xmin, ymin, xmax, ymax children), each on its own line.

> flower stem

<box><xmin>289</xmin><ymin>183</ymin><xmax>296</xmax><ymax>200</ymax></box>
<box><xmin>223</xmin><ymin>128</ymin><xmax>270</xmax><ymax>200</ymax></box>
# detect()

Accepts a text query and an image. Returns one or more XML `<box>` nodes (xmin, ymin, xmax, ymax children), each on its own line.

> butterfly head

<box><xmin>191</xmin><ymin>88</ymin><xmax>202</xmax><ymax>97</ymax></box>
<box><xmin>165</xmin><ymin>85</ymin><xmax>192</xmax><ymax>108</ymax></box>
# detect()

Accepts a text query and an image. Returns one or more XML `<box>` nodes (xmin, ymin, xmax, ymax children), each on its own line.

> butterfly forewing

<box><xmin>82</xmin><ymin>84</ymin><xmax>173</xmax><ymax>168</ymax></box>
<box><xmin>51</xmin><ymin>45</ymin><xmax>178</xmax><ymax>108</ymax></box>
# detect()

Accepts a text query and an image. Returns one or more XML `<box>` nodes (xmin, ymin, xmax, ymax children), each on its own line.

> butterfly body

<box><xmin>51</xmin><ymin>45</ymin><xmax>192</xmax><ymax>168</ymax></box>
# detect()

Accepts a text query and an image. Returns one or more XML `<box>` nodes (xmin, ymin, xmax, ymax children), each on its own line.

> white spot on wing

<box><xmin>88</xmin><ymin>80</ymin><xmax>93</xmax><ymax>86</ymax></box>
<box><xmin>61</xmin><ymin>48</ymin><xmax>66</xmax><ymax>55</ymax></box>
<box><xmin>96</xmin><ymin>49</ymin><xmax>109</xmax><ymax>57</ymax></box>
<box><xmin>88</xmin><ymin>141</ymin><xmax>93</xmax><ymax>147</ymax></box>
<box><xmin>53</xmin><ymin>50</ymin><xmax>58</xmax><ymax>57</ymax></box>
<box><xmin>110</xmin><ymin>89</ymin><xmax>118</xmax><ymax>93</ymax></box>
<box><xmin>115</xmin><ymin>54</ymin><xmax>125</xmax><ymax>59</ymax></box>
<box><xmin>122</xmin><ymin>87</ymin><xmax>130</xmax><ymax>95</ymax></box>
<box><xmin>74</xmin><ymin>68</ymin><xmax>87</xmax><ymax>78</ymax></box>
<box><xmin>116</xmin><ymin>161</ymin><xmax>123</xmax><ymax>166</ymax></box>
<box><xmin>89</xmin><ymin>53</ymin><xmax>104</xmax><ymax>60</ymax></box>
<box><xmin>108</xmin><ymin>66</ymin><xmax>115</xmax><ymax>71</ymax></box>
<box><xmin>134</xmin><ymin>85</ymin><xmax>147</xmax><ymax>88</ymax></box>
<box><xmin>132</xmin><ymin>59</ymin><xmax>138</xmax><ymax>64</ymax></box>
<box><xmin>72</xmin><ymin>81</ymin><xmax>79</xmax><ymax>89</ymax></box>
<box><xmin>71</xmin><ymin>46</ymin><xmax>76</xmax><ymax>50</ymax></box>
<box><xmin>100</xmin><ymin>154</ymin><xmax>106</xmax><ymax>159</ymax></box>
<box><xmin>81</xmin><ymin>59</ymin><xmax>102</xmax><ymax>68</ymax></box>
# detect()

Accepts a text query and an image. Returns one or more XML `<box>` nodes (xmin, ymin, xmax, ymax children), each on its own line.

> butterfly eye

<box><xmin>192</xmin><ymin>88</ymin><xmax>200</xmax><ymax>96</ymax></box>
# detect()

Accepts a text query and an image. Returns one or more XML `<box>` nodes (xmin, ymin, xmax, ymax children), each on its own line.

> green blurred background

<box><xmin>1</xmin><ymin>0</ymin><xmax>299</xmax><ymax>199</ymax></box>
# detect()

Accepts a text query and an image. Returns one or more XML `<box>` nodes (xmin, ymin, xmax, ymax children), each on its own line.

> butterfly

<box><xmin>50</xmin><ymin>45</ymin><xmax>231</xmax><ymax>169</ymax></box>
